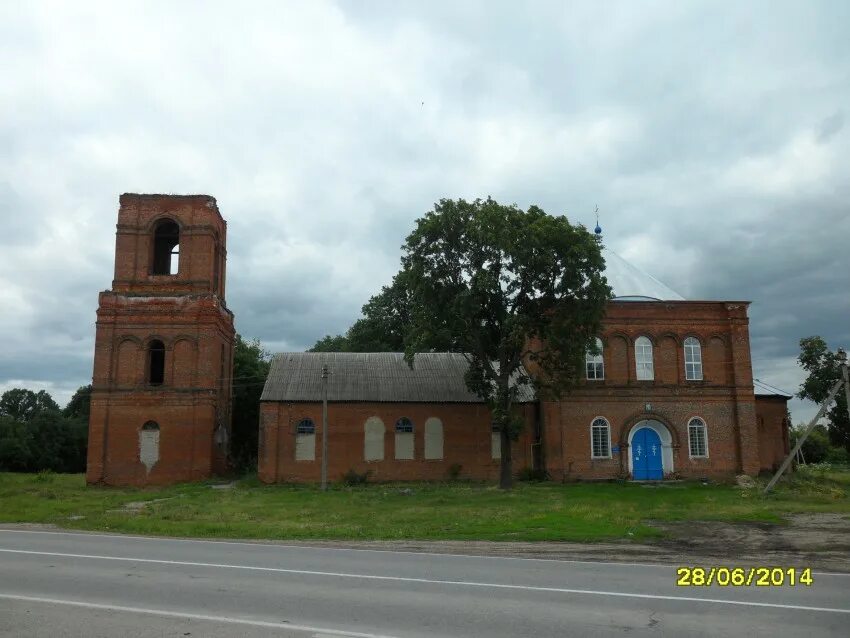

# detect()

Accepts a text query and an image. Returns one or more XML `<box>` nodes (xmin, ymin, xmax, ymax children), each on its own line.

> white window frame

<box><xmin>687</xmin><ymin>417</ymin><xmax>709</xmax><ymax>458</ymax></box>
<box><xmin>586</xmin><ymin>337</ymin><xmax>604</xmax><ymax>380</ymax></box>
<box><xmin>590</xmin><ymin>417</ymin><xmax>612</xmax><ymax>459</ymax></box>
<box><xmin>635</xmin><ymin>336</ymin><xmax>654</xmax><ymax>380</ymax></box>
<box><xmin>684</xmin><ymin>337</ymin><xmax>703</xmax><ymax>381</ymax></box>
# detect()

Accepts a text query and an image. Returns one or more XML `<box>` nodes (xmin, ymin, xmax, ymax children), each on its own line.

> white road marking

<box><xmin>1</xmin><ymin>548</ymin><xmax>848</xmax><ymax>614</ymax></box>
<box><xmin>0</xmin><ymin>593</ymin><xmax>399</xmax><ymax>638</ymax></box>
<box><xmin>2</xmin><ymin>528</ymin><xmax>847</xmax><ymax>575</ymax></box>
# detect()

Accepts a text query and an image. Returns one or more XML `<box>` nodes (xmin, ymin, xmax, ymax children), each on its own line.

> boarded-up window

<box><xmin>295</xmin><ymin>418</ymin><xmax>316</xmax><ymax>461</ymax></box>
<box><xmin>424</xmin><ymin>417</ymin><xmax>443</xmax><ymax>460</ymax></box>
<box><xmin>491</xmin><ymin>424</ymin><xmax>501</xmax><ymax>460</ymax></box>
<box><xmin>395</xmin><ymin>417</ymin><xmax>414</xmax><ymax>460</ymax></box>
<box><xmin>364</xmin><ymin>416</ymin><xmax>385</xmax><ymax>461</ymax></box>
<box><xmin>139</xmin><ymin>421</ymin><xmax>160</xmax><ymax>473</ymax></box>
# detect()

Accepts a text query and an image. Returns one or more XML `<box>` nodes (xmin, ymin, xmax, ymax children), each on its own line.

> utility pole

<box><xmin>321</xmin><ymin>364</ymin><xmax>329</xmax><ymax>491</ymax></box>
<box><xmin>764</xmin><ymin>347</ymin><xmax>849</xmax><ymax>494</ymax></box>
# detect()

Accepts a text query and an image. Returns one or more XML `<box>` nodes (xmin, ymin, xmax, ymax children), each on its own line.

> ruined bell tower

<box><xmin>86</xmin><ymin>194</ymin><xmax>235</xmax><ymax>486</ymax></box>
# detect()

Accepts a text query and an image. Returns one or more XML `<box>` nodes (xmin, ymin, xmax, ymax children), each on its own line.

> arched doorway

<box><xmin>628</xmin><ymin>419</ymin><xmax>673</xmax><ymax>480</ymax></box>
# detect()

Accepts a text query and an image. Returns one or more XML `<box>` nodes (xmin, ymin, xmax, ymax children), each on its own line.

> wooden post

<box><xmin>764</xmin><ymin>377</ymin><xmax>845</xmax><ymax>494</ymax></box>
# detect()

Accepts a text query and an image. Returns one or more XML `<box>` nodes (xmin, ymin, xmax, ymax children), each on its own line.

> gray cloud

<box><xmin>1</xmin><ymin>0</ymin><xmax>847</xmax><ymax>422</ymax></box>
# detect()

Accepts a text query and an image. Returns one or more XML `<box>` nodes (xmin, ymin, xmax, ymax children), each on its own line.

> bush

<box><xmin>824</xmin><ymin>447</ymin><xmax>850</xmax><ymax>466</ymax></box>
<box><xmin>447</xmin><ymin>463</ymin><xmax>463</xmax><ymax>480</ymax></box>
<box><xmin>341</xmin><ymin>469</ymin><xmax>370</xmax><ymax>486</ymax></box>
<box><xmin>791</xmin><ymin>425</ymin><xmax>831</xmax><ymax>464</ymax></box>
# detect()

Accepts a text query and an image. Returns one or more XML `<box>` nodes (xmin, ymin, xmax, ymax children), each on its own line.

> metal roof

<box><xmin>602</xmin><ymin>247</ymin><xmax>685</xmax><ymax>301</ymax></box>
<box><xmin>753</xmin><ymin>379</ymin><xmax>793</xmax><ymax>399</ymax></box>
<box><xmin>261</xmin><ymin>352</ymin><xmax>537</xmax><ymax>403</ymax></box>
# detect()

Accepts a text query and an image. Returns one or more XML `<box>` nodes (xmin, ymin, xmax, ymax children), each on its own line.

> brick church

<box><xmin>87</xmin><ymin>195</ymin><xmax>790</xmax><ymax>486</ymax></box>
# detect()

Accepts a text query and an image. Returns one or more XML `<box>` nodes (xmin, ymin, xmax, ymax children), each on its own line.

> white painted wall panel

<box><xmin>395</xmin><ymin>432</ymin><xmax>414</xmax><ymax>460</ymax></box>
<box><xmin>139</xmin><ymin>429</ymin><xmax>160</xmax><ymax>473</ymax></box>
<box><xmin>424</xmin><ymin>418</ymin><xmax>443</xmax><ymax>460</ymax></box>
<box><xmin>295</xmin><ymin>433</ymin><xmax>316</xmax><ymax>461</ymax></box>
<box><xmin>364</xmin><ymin>417</ymin><xmax>385</xmax><ymax>461</ymax></box>
<box><xmin>491</xmin><ymin>432</ymin><xmax>501</xmax><ymax>460</ymax></box>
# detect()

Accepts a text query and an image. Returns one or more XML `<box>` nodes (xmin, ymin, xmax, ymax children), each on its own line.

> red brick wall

<box><xmin>755</xmin><ymin>396</ymin><xmax>790</xmax><ymax>473</ymax></box>
<box><xmin>86</xmin><ymin>194</ymin><xmax>234</xmax><ymax>487</ymax></box>
<box><xmin>257</xmin><ymin>402</ymin><xmax>536</xmax><ymax>483</ymax></box>
<box><xmin>540</xmin><ymin>300</ymin><xmax>761</xmax><ymax>480</ymax></box>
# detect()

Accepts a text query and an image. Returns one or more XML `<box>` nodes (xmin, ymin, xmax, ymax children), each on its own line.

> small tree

<box><xmin>309</xmin><ymin>273</ymin><xmax>412</xmax><ymax>353</ymax></box>
<box><xmin>798</xmin><ymin>336</ymin><xmax>850</xmax><ymax>453</ymax></box>
<box><xmin>230</xmin><ymin>335</ymin><xmax>271</xmax><ymax>472</ymax></box>
<box><xmin>401</xmin><ymin>198</ymin><xmax>611</xmax><ymax>489</ymax></box>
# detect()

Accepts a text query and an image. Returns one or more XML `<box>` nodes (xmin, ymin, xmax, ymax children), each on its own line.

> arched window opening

<box><xmin>491</xmin><ymin>423</ymin><xmax>501</xmax><ymax>460</ymax></box>
<box><xmin>148</xmin><ymin>340</ymin><xmax>165</xmax><ymax>386</ymax></box>
<box><xmin>688</xmin><ymin>418</ymin><xmax>708</xmax><ymax>457</ymax></box>
<box><xmin>424</xmin><ymin>417</ymin><xmax>443</xmax><ymax>460</ymax></box>
<box><xmin>152</xmin><ymin>220</ymin><xmax>180</xmax><ymax>275</ymax></box>
<box><xmin>591</xmin><ymin>418</ymin><xmax>611</xmax><ymax>459</ymax></box>
<box><xmin>139</xmin><ymin>421</ymin><xmax>160</xmax><ymax>473</ymax></box>
<box><xmin>395</xmin><ymin>417</ymin><xmax>414</xmax><ymax>460</ymax></box>
<box><xmin>635</xmin><ymin>336</ymin><xmax>654</xmax><ymax>380</ymax></box>
<box><xmin>295</xmin><ymin>418</ymin><xmax>316</xmax><ymax>461</ymax></box>
<box><xmin>684</xmin><ymin>337</ymin><xmax>703</xmax><ymax>381</ymax></box>
<box><xmin>586</xmin><ymin>337</ymin><xmax>604</xmax><ymax>380</ymax></box>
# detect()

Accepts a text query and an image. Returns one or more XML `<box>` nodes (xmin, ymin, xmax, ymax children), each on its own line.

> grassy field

<box><xmin>1</xmin><ymin>469</ymin><xmax>848</xmax><ymax>543</ymax></box>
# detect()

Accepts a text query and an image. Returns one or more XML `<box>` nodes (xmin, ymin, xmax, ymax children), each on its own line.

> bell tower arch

<box><xmin>86</xmin><ymin>194</ymin><xmax>235</xmax><ymax>486</ymax></box>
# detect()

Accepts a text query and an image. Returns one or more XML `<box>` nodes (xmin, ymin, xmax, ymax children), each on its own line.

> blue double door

<box><xmin>631</xmin><ymin>427</ymin><xmax>663</xmax><ymax>480</ymax></box>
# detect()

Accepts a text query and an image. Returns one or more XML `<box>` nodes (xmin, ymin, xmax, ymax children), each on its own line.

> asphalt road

<box><xmin>0</xmin><ymin>529</ymin><xmax>848</xmax><ymax>637</ymax></box>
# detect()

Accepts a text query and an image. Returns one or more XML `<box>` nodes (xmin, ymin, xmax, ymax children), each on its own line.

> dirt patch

<box><xmin>247</xmin><ymin>513</ymin><xmax>850</xmax><ymax>572</ymax></box>
<box><xmin>105</xmin><ymin>497</ymin><xmax>176</xmax><ymax>515</ymax></box>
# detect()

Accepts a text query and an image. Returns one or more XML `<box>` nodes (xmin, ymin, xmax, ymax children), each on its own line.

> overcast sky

<box><xmin>1</xmin><ymin>0</ymin><xmax>848</xmax><ymax>423</ymax></box>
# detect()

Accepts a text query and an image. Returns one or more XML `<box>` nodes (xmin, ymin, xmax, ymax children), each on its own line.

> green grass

<box><xmin>1</xmin><ymin>470</ymin><xmax>848</xmax><ymax>543</ymax></box>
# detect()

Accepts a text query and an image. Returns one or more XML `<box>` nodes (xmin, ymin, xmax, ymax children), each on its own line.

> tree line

<box><xmin>0</xmin><ymin>386</ymin><xmax>90</xmax><ymax>473</ymax></box>
<box><xmin>0</xmin><ymin>335</ymin><xmax>270</xmax><ymax>475</ymax></box>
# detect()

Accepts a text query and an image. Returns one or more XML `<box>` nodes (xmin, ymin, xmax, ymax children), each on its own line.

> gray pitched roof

<box><xmin>753</xmin><ymin>379</ymin><xmax>793</xmax><ymax>399</ymax></box>
<box><xmin>261</xmin><ymin>352</ymin><xmax>536</xmax><ymax>403</ymax></box>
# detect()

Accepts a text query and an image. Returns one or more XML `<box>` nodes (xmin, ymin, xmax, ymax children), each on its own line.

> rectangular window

<box><xmin>636</xmin><ymin>344</ymin><xmax>654</xmax><ymax>380</ymax></box>
<box><xmin>591</xmin><ymin>422</ymin><xmax>611</xmax><ymax>458</ymax></box>
<box><xmin>689</xmin><ymin>424</ymin><xmax>707</xmax><ymax>457</ymax></box>
<box><xmin>586</xmin><ymin>360</ymin><xmax>604</xmax><ymax>380</ymax></box>
<box><xmin>685</xmin><ymin>340</ymin><xmax>703</xmax><ymax>381</ymax></box>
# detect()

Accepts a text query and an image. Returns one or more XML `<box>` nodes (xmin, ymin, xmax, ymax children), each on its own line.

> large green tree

<box><xmin>798</xmin><ymin>336</ymin><xmax>850</xmax><ymax>453</ymax></box>
<box><xmin>230</xmin><ymin>335</ymin><xmax>271</xmax><ymax>472</ymax></box>
<box><xmin>63</xmin><ymin>385</ymin><xmax>92</xmax><ymax>420</ymax></box>
<box><xmin>401</xmin><ymin>198</ymin><xmax>611</xmax><ymax>489</ymax></box>
<box><xmin>0</xmin><ymin>388</ymin><xmax>60</xmax><ymax>422</ymax></box>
